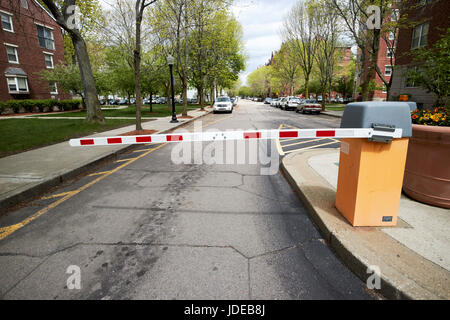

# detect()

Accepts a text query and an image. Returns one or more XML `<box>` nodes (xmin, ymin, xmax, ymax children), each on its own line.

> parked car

<box><xmin>231</xmin><ymin>97</ymin><xmax>238</xmax><ymax>106</ymax></box>
<box><xmin>130</xmin><ymin>98</ymin><xmax>136</xmax><ymax>105</ymax></box>
<box><xmin>284</xmin><ymin>97</ymin><xmax>301</xmax><ymax>111</ymax></box>
<box><xmin>296</xmin><ymin>99</ymin><xmax>322</xmax><ymax>114</ymax></box>
<box><xmin>280</xmin><ymin>96</ymin><xmax>295</xmax><ymax>110</ymax></box>
<box><xmin>270</xmin><ymin>98</ymin><xmax>278</xmax><ymax>107</ymax></box>
<box><xmin>99</xmin><ymin>98</ymin><xmax>106</xmax><ymax>105</ymax></box>
<box><xmin>156</xmin><ymin>97</ymin><xmax>167</xmax><ymax>104</ymax></box>
<box><xmin>317</xmin><ymin>96</ymin><xmax>323</xmax><ymax>102</ymax></box>
<box><xmin>338</xmin><ymin>97</ymin><xmax>344</xmax><ymax>103</ymax></box>
<box><xmin>107</xmin><ymin>99</ymin><xmax>117</xmax><ymax>105</ymax></box>
<box><xmin>143</xmin><ymin>98</ymin><xmax>151</xmax><ymax>104</ymax></box>
<box><xmin>278</xmin><ymin>97</ymin><xmax>286</xmax><ymax>108</ymax></box>
<box><xmin>118</xmin><ymin>98</ymin><xmax>129</xmax><ymax>105</ymax></box>
<box><xmin>264</xmin><ymin>97</ymin><xmax>272</xmax><ymax>104</ymax></box>
<box><xmin>213</xmin><ymin>96</ymin><xmax>233</xmax><ymax>113</ymax></box>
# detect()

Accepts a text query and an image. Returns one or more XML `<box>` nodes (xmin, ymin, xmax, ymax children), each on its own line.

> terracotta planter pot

<box><xmin>403</xmin><ymin>124</ymin><xmax>450</xmax><ymax>208</ymax></box>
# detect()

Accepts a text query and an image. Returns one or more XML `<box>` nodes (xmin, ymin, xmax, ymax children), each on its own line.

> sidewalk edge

<box><xmin>0</xmin><ymin>110</ymin><xmax>212</xmax><ymax>214</ymax></box>
<box><xmin>280</xmin><ymin>150</ymin><xmax>447</xmax><ymax>300</ymax></box>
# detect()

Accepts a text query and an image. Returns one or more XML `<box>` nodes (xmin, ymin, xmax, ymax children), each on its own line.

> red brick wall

<box><xmin>0</xmin><ymin>0</ymin><xmax>69</xmax><ymax>101</ymax></box>
<box><xmin>396</xmin><ymin>0</ymin><xmax>450</xmax><ymax>66</ymax></box>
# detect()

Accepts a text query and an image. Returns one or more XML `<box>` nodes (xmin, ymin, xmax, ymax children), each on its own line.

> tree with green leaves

<box><xmin>282</xmin><ymin>0</ymin><xmax>319</xmax><ymax>99</ymax></box>
<box><xmin>271</xmin><ymin>43</ymin><xmax>300</xmax><ymax>96</ymax></box>
<box><xmin>408</xmin><ymin>28</ymin><xmax>450</xmax><ymax>107</ymax></box>
<box><xmin>41</xmin><ymin>0</ymin><xmax>104</xmax><ymax>123</ymax></box>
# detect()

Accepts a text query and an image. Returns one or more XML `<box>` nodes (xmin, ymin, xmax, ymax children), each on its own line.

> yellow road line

<box><xmin>275</xmin><ymin>124</ymin><xmax>285</xmax><ymax>156</ymax></box>
<box><xmin>133</xmin><ymin>148</ymin><xmax>155</xmax><ymax>153</ymax></box>
<box><xmin>40</xmin><ymin>191</ymin><xmax>75</xmax><ymax>200</ymax></box>
<box><xmin>88</xmin><ymin>171</ymin><xmax>112</xmax><ymax>177</ymax></box>
<box><xmin>0</xmin><ymin>111</ymin><xmax>232</xmax><ymax>241</ymax></box>
<box><xmin>0</xmin><ymin>143</ymin><xmax>167</xmax><ymax>241</ymax></box>
<box><xmin>284</xmin><ymin>140</ymin><xmax>341</xmax><ymax>154</ymax></box>
<box><xmin>281</xmin><ymin>138</ymin><xmax>327</xmax><ymax>148</ymax></box>
<box><xmin>116</xmin><ymin>158</ymin><xmax>137</xmax><ymax>163</ymax></box>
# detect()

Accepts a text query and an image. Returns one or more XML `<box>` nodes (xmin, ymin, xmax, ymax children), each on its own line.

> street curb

<box><xmin>0</xmin><ymin>110</ymin><xmax>212</xmax><ymax>214</ymax></box>
<box><xmin>321</xmin><ymin>111</ymin><xmax>343</xmax><ymax>119</ymax></box>
<box><xmin>280</xmin><ymin>150</ymin><xmax>449</xmax><ymax>300</ymax></box>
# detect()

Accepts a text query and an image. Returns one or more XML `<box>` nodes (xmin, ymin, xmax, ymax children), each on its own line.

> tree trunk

<box><xmin>149</xmin><ymin>89</ymin><xmax>153</xmax><ymax>112</ymax></box>
<box><xmin>182</xmin><ymin>78</ymin><xmax>188</xmax><ymax>116</ymax></box>
<box><xmin>304</xmin><ymin>77</ymin><xmax>309</xmax><ymax>99</ymax></box>
<box><xmin>72</xmin><ymin>35</ymin><xmax>104</xmax><ymax>124</ymax></box>
<box><xmin>134</xmin><ymin>6</ymin><xmax>143</xmax><ymax>131</ymax></box>
<box><xmin>321</xmin><ymin>89</ymin><xmax>326</xmax><ymax>111</ymax></box>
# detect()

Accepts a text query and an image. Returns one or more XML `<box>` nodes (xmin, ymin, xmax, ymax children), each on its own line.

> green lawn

<box><xmin>0</xmin><ymin>118</ymin><xmax>141</xmax><ymax>158</ymax></box>
<box><xmin>34</xmin><ymin>104</ymin><xmax>202</xmax><ymax>118</ymax></box>
<box><xmin>325</xmin><ymin>104</ymin><xmax>346</xmax><ymax>111</ymax></box>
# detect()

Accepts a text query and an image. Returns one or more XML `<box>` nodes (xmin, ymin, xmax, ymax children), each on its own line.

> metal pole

<box><xmin>169</xmin><ymin>64</ymin><xmax>178</xmax><ymax>123</ymax></box>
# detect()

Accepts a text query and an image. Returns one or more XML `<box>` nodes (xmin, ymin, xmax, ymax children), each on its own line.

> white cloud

<box><xmin>232</xmin><ymin>0</ymin><xmax>295</xmax><ymax>85</ymax></box>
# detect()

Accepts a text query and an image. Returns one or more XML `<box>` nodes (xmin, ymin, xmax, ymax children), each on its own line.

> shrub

<box><xmin>0</xmin><ymin>99</ymin><xmax>82</xmax><ymax>114</ymax></box>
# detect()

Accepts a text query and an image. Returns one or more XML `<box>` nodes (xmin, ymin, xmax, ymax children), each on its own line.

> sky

<box><xmin>232</xmin><ymin>0</ymin><xmax>294</xmax><ymax>85</ymax></box>
<box><xmin>99</xmin><ymin>0</ymin><xmax>295</xmax><ymax>86</ymax></box>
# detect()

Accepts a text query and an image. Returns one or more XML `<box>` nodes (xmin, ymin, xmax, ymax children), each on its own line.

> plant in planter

<box><xmin>404</xmin><ymin>106</ymin><xmax>450</xmax><ymax>208</ymax></box>
<box><xmin>403</xmin><ymin>29</ymin><xmax>450</xmax><ymax>208</ymax></box>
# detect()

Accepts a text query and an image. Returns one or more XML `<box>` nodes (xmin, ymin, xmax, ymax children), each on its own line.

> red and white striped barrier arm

<box><xmin>69</xmin><ymin>128</ymin><xmax>403</xmax><ymax>147</ymax></box>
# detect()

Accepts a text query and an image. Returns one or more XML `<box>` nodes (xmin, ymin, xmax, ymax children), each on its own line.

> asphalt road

<box><xmin>0</xmin><ymin>100</ymin><xmax>375</xmax><ymax>299</ymax></box>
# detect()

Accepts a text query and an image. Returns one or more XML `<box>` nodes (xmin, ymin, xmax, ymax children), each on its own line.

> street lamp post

<box><xmin>167</xmin><ymin>55</ymin><xmax>178</xmax><ymax>123</ymax></box>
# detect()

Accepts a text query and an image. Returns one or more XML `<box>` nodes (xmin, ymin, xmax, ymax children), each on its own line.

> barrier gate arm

<box><xmin>69</xmin><ymin>128</ymin><xmax>403</xmax><ymax>147</ymax></box>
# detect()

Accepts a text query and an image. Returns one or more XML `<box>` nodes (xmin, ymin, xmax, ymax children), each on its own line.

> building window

<box><xmin>411</xmin><ymin>23</ymin><xmax>429</xmax><ymax>49</ymax></box>
<box><xmin>5</xmin><ymin>44</ymin><xmax>19</xmax><ymax>64</ymax></box>
<box><xmin>387</xmin><ymin>48</ymin><xmax>394</xmax><ymax>58</ymax></box>
<box><xmin>36</xmin><ymin>25</ymin><xmax>55</xmax><ymax>50</ymax></box>
<box><xmin>385</xmin><ymin>65</ymin><xmax>393</xmax><ymax>76</ymax></box>
<box><xmin>44</xmin><ymin>53</ymin><xmax>54</xmax><ymax>68</ymax></box>
<box><xmin>0</xmin><ymin>11</ymin><xmax>13</xmax><ymax>32</ymax></box>
<box><xmin>21</xmin><ymin>0</ymin><xmax>28</xmax><ymax>9</ymax></box>
<box><xmin>6</xmin><ymin>76</ymin><xmax>29</xmax><ymax>94</ymax></box>
<box><xmin>418</xmin><ymin>0</ymin><xmax>432</xmax><ymax>6</ymax></box>
<box><xmin>49</xmin><ymin>81</ymin><xmax>58</xmax><ymax>94</ymax></box>
<box><xmin>388</xmin><ymin>31</ymin><xmax>395</xmax><ymax>40</ymax></box>
<box><xmin>391</xmin><ymin>9</ymin><xmax>399</xmax><ymax>21</ymax></box>
<box><xmin>406</xmin><ymin>66</ymin><xmax>418</xmax><ymax>88</ymax></box>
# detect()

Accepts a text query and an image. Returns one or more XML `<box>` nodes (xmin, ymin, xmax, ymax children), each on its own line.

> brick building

<box><xmin>0</xmin><ymin>0</ymin><xmax>69</xmax><ymax>101</ymax></box>
<box><xmin>389</xmin><ymin>0</ymin><xmax>449</xmax><ymax>108</ymax></box>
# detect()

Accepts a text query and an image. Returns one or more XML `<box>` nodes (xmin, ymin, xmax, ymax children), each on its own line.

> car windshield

<box><xmin>306</xmin><ymin>99</ymin><xmax>317</xmax><ymax>103</ymax></box>
<box><xmin>217</xmin><ymin>97</ymin><xmax>230</xmax><ymax>102</ymax></box>
<box><xmin>291</xmin><ymin>99</ymin><xmax>300</xmax><ymax>103</ymax></box>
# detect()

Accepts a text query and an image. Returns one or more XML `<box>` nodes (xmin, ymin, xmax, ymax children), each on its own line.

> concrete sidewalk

<box><xmin>321</xmin><ymin>110</ymin><xmax>344</xmax><ymax>118</ymax></box>
<box><xmin>0</xmin><ymin>107</ymin><xmax>212</xmax><ymax>213</ymax></box>
<box><xmin>281</xmin><ymin>148</ymin><xmax>450</xmax><ymax>300</ymax></box>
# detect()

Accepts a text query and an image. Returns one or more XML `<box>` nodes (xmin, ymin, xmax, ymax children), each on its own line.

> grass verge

<box><xmin>0</xmin><ymin>118</ymin><xmax>142</xmax><ymax>158</ymax></box>
<box><xmin>325</xmin><ymin>104</ymin><xmax>346</xmax><ymax>111</ymax></box>
<box><xmin>33</xmin><ymin>104</ymin><xmax>202</xmax><ymax>118</ymax></box>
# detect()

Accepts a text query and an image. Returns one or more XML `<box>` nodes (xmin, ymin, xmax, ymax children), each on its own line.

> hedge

<box><xmin>0</xmin><ymin>99</ymin><xmax>82</xmax><ymax>114</ymax></box>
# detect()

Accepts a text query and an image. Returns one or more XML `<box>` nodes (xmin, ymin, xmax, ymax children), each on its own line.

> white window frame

<box><xmin>411</xmin><ymin>23</ymin><xmax>429</xmax><ymax>49</ymax></box>
<box><xmin>406</xmin><ymin>66</ymin><xmax>419</xmax><ymax>88</ymax></box>
<box><xmin>385</xmin><ymin>65</ymin><xmax>393</xmax><ymax>76</ymax></box>
<box><xmin>43</xmin><ymin>52</ymin><xmax>54</xmax><ymax>69</ymax></box>
<box><xmin>386</xmin><ymin>47</ymin><xmax>394</xmax><ymax>58</ymax></box>
<box><xmin>6</xmin><ymin>76</ymin><xmax>29</xmax><ymax>94</ymax></box>
<box><xmin>0</xmin><ymin>10</ymin><xmax>14</xmax><ymax>33</ymax></box>
<box><xmin>35</xmin><ymin>23</ymin><xmax>55</xmax><ymax>50</ymax></box>
<box><xmin>49</xmin><ymin>81</ymin><xmax>58</xmax><ymax>94</ymax></box>
<box><xmin>391</xmin><ymin>9</ymin><xmax>399</xmax><ymax>21</ymax></box>
<box><xmin>388</xmin><ymin>31</ymin><xmax>395</xmax><ymax>40</ymax></box>
<box><xmin>4</xmin><ymin>43</ymin><xmax>19</xmax><ymax>64</ymax></box>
